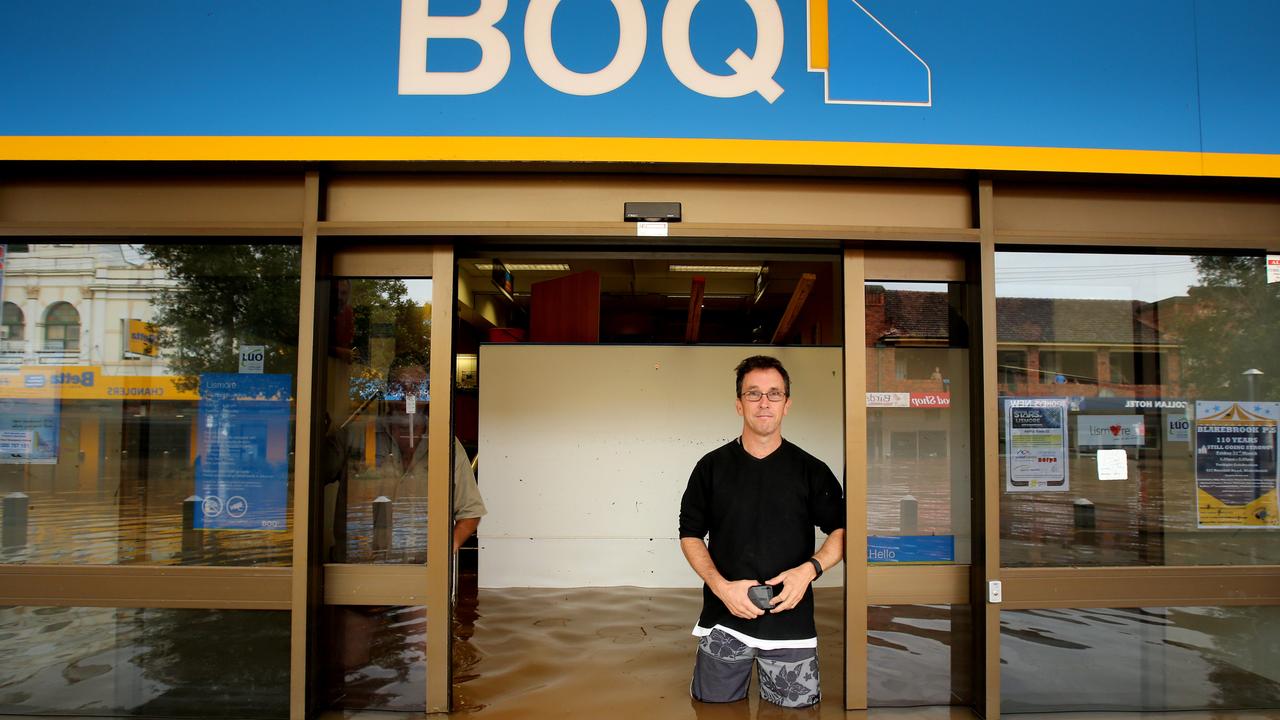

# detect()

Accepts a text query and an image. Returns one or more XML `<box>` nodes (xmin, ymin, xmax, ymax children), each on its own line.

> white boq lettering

<box><xmin>399</xmin><ymin>0</ymin><xmax>512</xmax><ymax>95</ymax></box>
<box><xmin>661</xmin><ymin>0</ymin><xmax>784</xmax><ymax>102</ymax></box>
<box><xmin>525</xmin><ymin>0</ymin><xmax>647</xmax><ymax>95</ymax></box>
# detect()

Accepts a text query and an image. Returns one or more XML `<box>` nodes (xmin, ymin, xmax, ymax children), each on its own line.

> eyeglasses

<box><xmin>740</xmin><ymin>390</ymin><xmax>787</xmax><ymax>402</ymax></box>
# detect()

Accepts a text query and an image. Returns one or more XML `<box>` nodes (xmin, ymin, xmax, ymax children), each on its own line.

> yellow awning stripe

<box><xmin>2</xmin><ymin>136</ymin><xmax>1278</xmax><ymax>178</ymax></box>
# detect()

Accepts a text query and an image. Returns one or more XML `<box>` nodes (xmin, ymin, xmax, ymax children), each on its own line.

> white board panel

<box><xmin>479</xmin><ymin>537</ymin><xmax>845</xmax><ymax>589</ymax></box>
<box><xmin>478</xmin><ymin>345</ymin><xmax>844</xmax><ymax>588</ymax></box>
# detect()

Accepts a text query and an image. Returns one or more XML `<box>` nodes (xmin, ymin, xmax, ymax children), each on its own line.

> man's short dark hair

<box><xmin>735</xmin><ymin>355</ymin><xmax>791</xmax><ymax>397</ymax></box>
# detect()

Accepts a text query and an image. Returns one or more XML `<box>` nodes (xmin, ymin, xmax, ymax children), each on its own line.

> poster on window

<box><xmin>1194</xmin><ymin>401</ymin><xmax>1280</xmax><ymax>529</ymax></box>
<box><xmin>195</xmin><ymin>373</ymin><xmax>292</xmax><ymax>531</ymax></box>
<box><xmin>1005</xmin><ymin>398</ymin><xmax>1070</xmax><ymax>492</ymax></box>
<box><xmin>0</xmin><ymin>398</ymin><xmax>59</xmax><ymax>464</ymax></box>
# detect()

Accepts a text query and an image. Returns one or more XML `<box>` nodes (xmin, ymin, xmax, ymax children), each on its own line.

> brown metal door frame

<box><xmin>844</xmin><ymin>246</ymin><xmax>991</xmax><ymax>713</ymax></box>
<box><xmin>295</xmin><ymin>242</ymin><xmax>456</xmax><ymax>716</ymax></box>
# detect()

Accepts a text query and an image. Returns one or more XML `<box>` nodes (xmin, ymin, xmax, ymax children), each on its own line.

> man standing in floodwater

<box><xmin>679</xmin><ymin>355</ymin><xmax>846</xmax><ymax>708</ymax></box>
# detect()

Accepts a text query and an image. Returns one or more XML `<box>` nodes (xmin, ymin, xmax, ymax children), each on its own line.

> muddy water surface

<box><xmin>450</xmin><ymin>586</ymin><xmax>855</xmax><ymax>720</ymax></box>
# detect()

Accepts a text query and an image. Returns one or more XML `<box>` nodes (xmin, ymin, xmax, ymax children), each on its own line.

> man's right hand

<box><xmin>714</xmin><ymin>578</ymin><xmax>766</xmax><ymax>619</ymax></box>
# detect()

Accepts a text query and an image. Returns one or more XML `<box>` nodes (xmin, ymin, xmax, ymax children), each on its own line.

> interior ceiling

<box><xmin>458</xmin><ymin>257</ymin><xmax>826</xmax><ymax>299</ymax></box>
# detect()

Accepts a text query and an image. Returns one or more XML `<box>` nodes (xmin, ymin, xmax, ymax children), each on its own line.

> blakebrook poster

<box><xmin>1194</xmin><ymin>401</ymin><xmax>1280</xmax><ymax>529</ymax></box>
<box><xmin>1005</xmin><ymin>398</ymin><xmax>1069</xmax><ymax>492</ymax></box>
<box><xmin>195</xmin><ymin>373</ymin><xmax>292</xmax><ymax>531</ymax></box>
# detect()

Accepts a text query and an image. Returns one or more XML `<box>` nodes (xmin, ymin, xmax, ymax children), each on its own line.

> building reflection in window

<box><xmin>996</xmin><ymin>252</ymin><xmax>1279</xmax><ymax>567</ymax></box>
<box><xmin>0</xmin><ymin>242</ymin><xmax>300</xmax><ymax>567</ymax></box>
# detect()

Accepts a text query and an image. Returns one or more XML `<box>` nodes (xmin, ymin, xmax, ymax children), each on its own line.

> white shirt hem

<box><xmin>692</xmin><ymin>623</ymin><xmax>817</xmax><ymax>650</ymax></box>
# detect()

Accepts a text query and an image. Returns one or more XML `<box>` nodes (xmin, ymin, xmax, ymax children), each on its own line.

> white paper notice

<box><xmin>238</xmin><ymin>345</ymin><xmax>265</xmax><ymax>374</ymax></box>
<box><xmin>1096</xmin><ymin>448</ymin><xmax>1128</xmax><ymax>480</ymax></box>
<box><xmin>637</xmin><ymin>221</ymin><xmax>669</xmax><ymax>237</ymax></box>
<box><xmin>1268</xmin><ymin>255</ymin><xmax>1280</xmax><ymax>284</ymax></box>
<box><xmin>406</xmin><ymin>395</ymin><xmax>417</xmax><ymax>414</ymax></box>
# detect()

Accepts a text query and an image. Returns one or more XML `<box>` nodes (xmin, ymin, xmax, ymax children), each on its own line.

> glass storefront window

<box><xmin>1001</xmin><ymin>606</ymin><xmax>1280</xmax><ymax>713</ymax></box>
<box><xmin>866</xmin><ymin>282</ymin><xmax>971</xmax><ymax>564</ymax></box>
<box><xmin>997</xmin><ymin>252</ymin><xmax>1280</xmax><ymax>566</ymax></box>
<box><xmin>869</xmin><ymin>604</ymin><xmax>971</xmax><ymax>707</ymax></box>
<box><xmin>0</xmin><ymin>606</ymin><xmax>290</xmax><ymax>718</ymax></box>
<box><xmin>321</xmin><ymin>278</ymin><xmax>433</xmax><ymax>564</ymax></box>
<box><xmin>322</xmin><ymin>605</ymin><xmax>427</xmax><ymax>711</ymax></box>
<box><xmin>0</xmin><ymin>243</ymin><xmax>300</xmax><ymax>566</ymax></box>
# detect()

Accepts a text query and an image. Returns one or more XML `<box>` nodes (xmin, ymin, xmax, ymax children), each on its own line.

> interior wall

<box><xmin>477</xmin><ymin>344</ymin><xmax>844</xmax><ymax>588</ymax></box>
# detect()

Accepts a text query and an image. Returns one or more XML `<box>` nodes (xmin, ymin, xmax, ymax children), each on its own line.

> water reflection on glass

<box><xmin>323</xmin><ymin>605</ymin><xmax>427</xmax><ymax>711</ymax></box>
<box><xmin>321</xmin><ymin>278</ymin><xmax>433</xmax><ymax>564</ymax></box>
<box><xmin>865</xmin><ymin>283</ymin><xmax>972</xmax><ymax>564</ymax></box>
<box><xmin>0</xmin><ymin>244</ymin><xmax>299</xmax><ymax>566</ymax></box>
<box><xmin>1001</xmin><ymin>606</ymin><xmax>1280</xmax><ymax>712</ymax></box>
<box><xmin>0</xmin><ymin>606</ymin><xmax>290</xmax><ymax>717</ymax></box>
<box><xmin>997</xmin><ymin>252</ymin><xmax>1280</xmax><ymax>567</ymax></box>
<box><xmin>869</xmin><ymin>604</ymin><xmax>970</xmax><ymax>707</ymax></box>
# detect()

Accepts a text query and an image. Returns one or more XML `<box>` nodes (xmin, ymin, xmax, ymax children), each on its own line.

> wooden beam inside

<box><xmin>770</xmin><ymin>273</ymin><xmax>816</xmax><ymax>343</ymax></box>
<box><xmin>684</xmin><ymin>276</ymin><xmax>705</xmax><ymax>343</ymax></box>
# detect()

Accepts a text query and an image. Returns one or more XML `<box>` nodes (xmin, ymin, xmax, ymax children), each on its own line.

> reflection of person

<box><xmin>359</xmin><ymin>421</ymin><xmax>485</xmax><ymax>550</ymax></box>
<box><xmin>370</xmin><ymin>363</ymin><xmax>486</xmax><ymax>553</ymax></box>
<box><xmin>452</xmin><ymin>437</ymin><xmax>486</xmax><ymax>552</ymax></box>
<box><xmin>321</xmin><ymin>401</ymin><xmax>485</xmax><ymax>562</ymax></box>
<box><xmin>679</xmin><ymin>355</ymin><xmax>845</xmax><ymax>708</ymax></box>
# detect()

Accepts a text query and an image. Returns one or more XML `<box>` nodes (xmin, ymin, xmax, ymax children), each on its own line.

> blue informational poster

<box><xmin>0</xmin><ymin>397</ymin><xmax>59</xmax><ymax>464</ymax></box>
<box><xmin>195</xmin><ymin>373</ymin><xmax>292</xmax><ymax>531</ymax></box>
<box><xmin>867</xmin><ymin>535</ymin><xmax>955</xmax><ymax>564</ymax></box>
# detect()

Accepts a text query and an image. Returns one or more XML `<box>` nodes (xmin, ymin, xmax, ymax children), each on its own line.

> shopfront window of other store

<box><xmin>0</xmin><ymin>242</ymin><xmax>300</xmax><ymax>566</ymax></box>
<box><xmin>997</xmin><ymin>251</ymin><xmax>1279</xmax><ymax>567</ymax></box>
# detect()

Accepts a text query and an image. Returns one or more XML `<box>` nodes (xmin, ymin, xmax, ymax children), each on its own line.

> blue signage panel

<box><xmin>1</xmin><ymin>0</ymin><xmax>1277</xmax><ymax>172</ymax></box>
<box><xmin>1194</xmin><ymin>0</ymin><xmax>1280</xmax><ymax>156</ymax></box>
<box><xmin>195</xmin><ymin>373</ymin><xmax>292</xmax><ymax>531</ymax></box>
<box><xmin>0</xmin><ymin>398</ymin><xmax>60</xmax><ymax>465</ymax></box>
<box><xmin>867</xmin><ymin>534</ymin><xmax>954</xmax><ymax>564</ymax></box>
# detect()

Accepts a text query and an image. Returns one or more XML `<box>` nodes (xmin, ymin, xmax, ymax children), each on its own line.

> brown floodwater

<box><xmin>450</xmin><ymin>585</ymin><xmax>857</xmax><ymax>720</ymax></box>
<box><xmin>4</xmin><ymin>580</ymin><xmax>1278</xmax><ymax>719</ymax></box>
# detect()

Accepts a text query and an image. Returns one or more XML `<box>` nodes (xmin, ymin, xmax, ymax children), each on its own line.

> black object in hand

<box><xmin>748</xmin><ymin>584</ymin><xmax>775</xmax><ymax>611</ymax></box>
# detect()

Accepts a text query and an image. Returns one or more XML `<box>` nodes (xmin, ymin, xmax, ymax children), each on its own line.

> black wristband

<box><xmin>808</xmin><ymin>557</ymin><xmax>823</xmax><ymax>579</ymax></box>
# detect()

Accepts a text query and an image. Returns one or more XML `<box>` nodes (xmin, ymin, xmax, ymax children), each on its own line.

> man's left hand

<box><xmin>763</xmin><ymin>561</ymin><xmax>819</xmax><ymax>613</ymax></box>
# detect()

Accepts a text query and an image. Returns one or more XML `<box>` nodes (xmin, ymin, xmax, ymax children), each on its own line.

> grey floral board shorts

<box><xmin>691</xmin><ymin>628</ymin><xmax>821</xmax><ymax>708</ymax></box>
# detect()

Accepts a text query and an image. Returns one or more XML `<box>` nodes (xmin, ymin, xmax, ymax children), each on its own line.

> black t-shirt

<box><xmin>678</xmin><ymin>437</ymin><xmax>845</xmax><ymax>641</ymax></box>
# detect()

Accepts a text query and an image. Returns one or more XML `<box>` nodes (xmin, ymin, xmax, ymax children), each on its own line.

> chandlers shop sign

<box><xmin>0</xmin><ymin>366</ymin><xmax>200</xmax><ymax>401</ymax></box>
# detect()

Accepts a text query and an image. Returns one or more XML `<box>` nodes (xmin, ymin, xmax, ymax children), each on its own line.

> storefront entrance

<box><xmin>3</xmin><ymin>173</ymin><xmax>1277</xmax><ymax>720</ymax></box>
<box><xmin>311</xmin><ymin>245</ymin><xmax>456</xmax><ymax>713</ymax></box>
<box><xmin>308</xmin><ymin>242</ymin><xmax>980</xmax><ymax>715</ymax></box>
